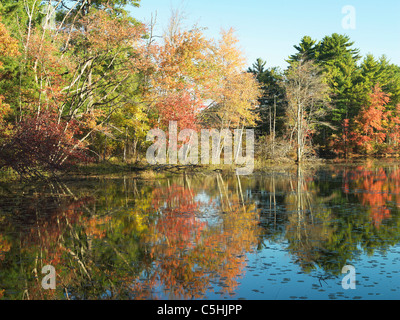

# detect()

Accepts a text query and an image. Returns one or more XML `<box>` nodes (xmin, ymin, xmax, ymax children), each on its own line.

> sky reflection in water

<box><xmin>1</xmin><ymin>161</ymin><xmax>400</xmax><ymax>299</ymax></box>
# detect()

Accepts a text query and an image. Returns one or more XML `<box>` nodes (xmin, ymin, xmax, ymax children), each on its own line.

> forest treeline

<box><xmin>0</xmin><ymin>0</ymin><xmax>400</xmax><ymax>177</ymax></box>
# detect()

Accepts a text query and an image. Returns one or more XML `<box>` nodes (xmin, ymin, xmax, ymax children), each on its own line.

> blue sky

<box><xmin>128</xmin><ymin>0</ymin><xmax>400</xmax><ymax>70</ymax></box>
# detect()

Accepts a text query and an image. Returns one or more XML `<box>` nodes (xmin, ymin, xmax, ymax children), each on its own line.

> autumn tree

<box><xmin>195</xmin><ymin>29</ymin><xmax>262</xmax><ymax>163</ymax></box>
<box><xmin>283</xmin><ymin>58</ymin><xmax>330</xmax><ymax>162</ymax></box>
<box><xmin>148</xmin><ymin>15</ymin><xmax>215</xmax><ymax>131</ymax></box>
<box><xmin>0</xmin><ymin>17</ymin><xmax>19</xmax><ymax>65</ymax></box>
<box><xmin>59</xmin><ymin>9</ymin><xmax>151</xmax><ymax>160</ymax></box>
<box><xmin>152</xmin><ymin>25</ymin><xmax>262</xmax><ymax>133</ymax></box>
<box><xmin>0</xmin><ymin>1</ymin><xmax>154</xmax><ymax>173</ymax></box>
<box><xmin>351</xmin><ymin>84</ymin><xmax>391</xmax><ymax>155</ymax></box>
<box><xmin>203</xmin><ymin>29</ymin><xmax>261</xmax><ymax>131</ymax></box>
<box><xmin>0</xmin><ymin>16</ymin><xmax>19</xmax><ymax>117</ymax></box>
<box><xmin>0</xmin><ymin>14</ymin><xmax>20</xmax><ymax>120</ymax></box>
<box><xmin>0</xmin><ymin>18</ymin><xmax>20</xmax><ymax>170</ymax></box>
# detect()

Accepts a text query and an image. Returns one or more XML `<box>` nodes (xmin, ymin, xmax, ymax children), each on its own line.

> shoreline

<box><xmin>64</xmin><ymin>157</ymin><xmax>400</xmax><ymax>174</ymax></box>
<box><xmin>3</xmin><ymin>157</ymin><xmax>400</xmax><ymax>184</ymax></box>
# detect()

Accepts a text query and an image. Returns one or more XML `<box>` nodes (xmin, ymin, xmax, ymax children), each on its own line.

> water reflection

<box><xmin>1</xmin><ymin>162</ymin><xmax>400</xmax><ymax>299</ymax></box>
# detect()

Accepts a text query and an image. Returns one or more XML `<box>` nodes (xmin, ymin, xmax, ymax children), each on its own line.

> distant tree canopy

<box><xmin>254</xmin><ymin>33</ymin><xmax>400</xmax><ymax>160</ymax></box>
<box><xmin>0</xmin><ymin>0</ymin><xmax>399</xmax><ymax>177</ymax></box>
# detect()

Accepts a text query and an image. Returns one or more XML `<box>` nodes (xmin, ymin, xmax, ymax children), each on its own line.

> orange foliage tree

<box><xmin>0</xmin><ymin>18</ymin><xmax>20</xmax><ymax>68</ymax></box>
<box><xmin>330</xmin><ymin>84</ymin><xmax>400</xmax><ymax>157</ymax></box>
<box><xmin>352</xmin><ymin>84</ymin><xmax>390</xmax><ymax>154</ymax></box>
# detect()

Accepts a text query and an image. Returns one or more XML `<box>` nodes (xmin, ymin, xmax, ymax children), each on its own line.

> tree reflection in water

<box><xmin>1</xmin><ymin>162</ymin><xmax>400</xmax><ymax>299</ymax></box>
<box><xmin>0</xmin><ymin>174</ymin><xmax>263</xmax><ymax>299</ymax></box>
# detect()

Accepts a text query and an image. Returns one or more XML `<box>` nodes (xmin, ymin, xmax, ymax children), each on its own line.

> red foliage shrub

<box><xmin>0</xmin><ymin>111</ymin><xmax>92</xmax><ymax>177</ymax></box>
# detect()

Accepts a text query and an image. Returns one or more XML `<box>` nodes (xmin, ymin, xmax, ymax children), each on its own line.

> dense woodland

<box><xmin>0</xmin><ymin>0</ymin><xmax>400</xmax><ymax>177</ymax></box>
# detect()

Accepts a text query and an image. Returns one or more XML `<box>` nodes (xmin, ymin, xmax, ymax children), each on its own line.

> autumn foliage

<box><xmin>0</xmin><ymin>17</ymin><xmax>19</xmax><ymax>68</ymax></box>
<box><xmin>0</xmin><ymin>111</ymin><xmax>90</xmax><ymax>176</ymax></box>
<box><xmin>0</xmin><ymin>4</ymin><xmax>263</xmax><ymax>176</ymax></box>
<box><xmin>0</xmin><ymin>1</ymin><xmax>400</xmax><ymax>176</ymax></box>
<box><xmin>330</xmin><ymin>84</ymin><xmax>400</xmax><ymax>157</ymax></box>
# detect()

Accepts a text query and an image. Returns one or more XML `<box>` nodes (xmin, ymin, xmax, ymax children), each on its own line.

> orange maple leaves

<box><xmin>331</xmin><ymin>84</ymin><xmax>400</xmax><ymax>156</ymax></box>
<box><xmin>149</xmin><ymin>27</ymin><xmax>261</xmax><ymax>131</ymax></box>
<box><xmin>0</xmin><ymin>18</ymin><xmax>20</xmax><ymax>68</ymax></box>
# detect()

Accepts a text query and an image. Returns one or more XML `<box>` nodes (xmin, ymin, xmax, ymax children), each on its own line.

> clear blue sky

<box><xmin>128</xmin><ymin>0</ymin><xmax>400</xmax><ymax>70</ymax></box>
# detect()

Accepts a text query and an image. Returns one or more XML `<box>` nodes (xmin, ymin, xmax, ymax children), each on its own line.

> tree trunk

<box><xmin>297</xmin><ymin>102</ymin><xmax>302</xmax><ymax>163</ymax></box>
<box><xmin>272</xmin><ymin>95</ymin><xmax>276</xmax><ymax>157</ymax></box>
<box><xmin>123</xmin><ymin>127</ymin><xmax>127</xmax><ymax>163</ymax></box>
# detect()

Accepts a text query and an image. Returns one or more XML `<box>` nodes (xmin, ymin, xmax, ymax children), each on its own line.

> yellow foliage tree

<box><xmin>203</xmin><ymin>28</ymin><xmax>262</xmax><ymax>130</ymax></box>
<box><xmin>0</xmin><ymin>18</ymin><xmax>20</xmax><ymax>69</ymax></box>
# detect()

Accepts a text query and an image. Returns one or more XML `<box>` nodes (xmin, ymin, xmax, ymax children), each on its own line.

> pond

<box><xmin>1</xmin><ymin>160</ymin><xmax>400</xmax><ymax>300</ymax></box>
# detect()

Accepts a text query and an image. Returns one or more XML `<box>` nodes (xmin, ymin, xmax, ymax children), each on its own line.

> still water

<box><xmin>1</xmin><ymin>161</ymin><xmax>400</xmax><ymax>300</ymax></box>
